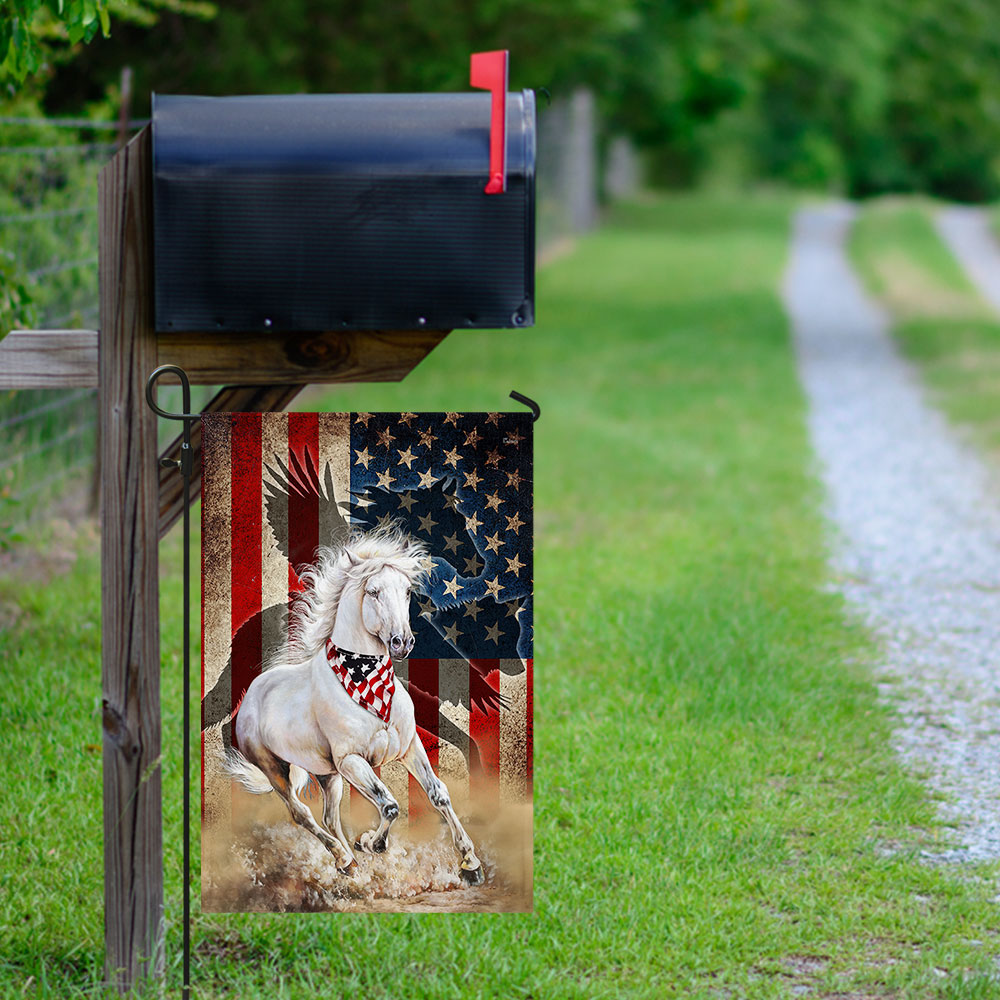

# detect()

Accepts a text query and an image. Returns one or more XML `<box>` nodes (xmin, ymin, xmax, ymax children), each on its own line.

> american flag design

<box><xmin>201</xmin><ymin>410</ymin><xmax>533</xmax><ymax>909</ymax></box>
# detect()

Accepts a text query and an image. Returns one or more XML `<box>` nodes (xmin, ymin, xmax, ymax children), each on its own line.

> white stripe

<box><xmin>500</xmin><ymin>659</ymin><xmax>528</xmax><ymax>803</ymax></box>
<box><xmin>438</xmin><ymin>658</ymin><xmax>471</xmax><ymax>809</ymax></box>
<box><xmin>319</xmin><ymin>412</ymin><xmax>350</xmax><ymax>548</ymax></box>
<box><xmin>260</xmin><ymin>411</ymin><xmax>289</xmax><ymax>665</ymax></box>
<box><xmin>202</xmin><ymin>416</ymin><xmax>232</xmax><ymax>874</ymax></box>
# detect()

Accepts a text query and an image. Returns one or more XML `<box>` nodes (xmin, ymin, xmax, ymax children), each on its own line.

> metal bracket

<box><xmin>509</xmin><ymin>390</ymin><xmax>540</xmax><ymax>422</ymax></box>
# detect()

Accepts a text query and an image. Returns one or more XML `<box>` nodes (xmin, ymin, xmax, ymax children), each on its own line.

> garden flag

<box><xmin>201</xmin><ymin>411</ymin><xmax>533</xmax><ymax>912</ymax></box>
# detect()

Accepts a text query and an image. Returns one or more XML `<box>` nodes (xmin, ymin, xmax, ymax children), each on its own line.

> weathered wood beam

<box><xmin>98</xmin><ymin>127</ymin><xmax>164</xmax><ymax>992</ymax></box>
<box><xmin>157</xmin><ymin>383</ymin><xmax>303</xmax><ymax>539</ymax></box>
<box><xmin>0</xmin><ymin>329</ymin><xmax>98</xmax><ymax>388</ymax></box>
<box><xmin>156</xmin><ymin>327</ymin><xmax>448</xmax><ymax>385</ymax></box>
<box><xmin>0</xmin><ymin>327</ymin><xmax>448</xmax><ymax>390</ymax></box>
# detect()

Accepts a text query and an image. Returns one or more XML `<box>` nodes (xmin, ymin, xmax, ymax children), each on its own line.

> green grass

<box><xmin>850</xmin><ymin>197</ymin><xmax>1000</xmax><ymax>461</ymax></box>
<box><xmin>3</xmin><ymin>193</ymin><xmax>1000</xmax><ymax>998</ymax></box>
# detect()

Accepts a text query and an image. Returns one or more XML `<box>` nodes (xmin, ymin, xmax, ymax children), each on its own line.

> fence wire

<box><xmin>0</xmin><ymin>116</ymin><xmax>123</xmax><ymax>536</ymax></box>
<box><xmin>0</xmin><ymin>116</ymin><xmax>149</xmax><ymax>130</ymax></box>
<box><xmin>0</xmin><ymin>112</ymin><xmax>220</xmax><ymax>541</ymax></box>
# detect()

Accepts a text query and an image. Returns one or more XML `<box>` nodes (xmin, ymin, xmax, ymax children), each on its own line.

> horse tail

<box><xmin>220</xmin><ymin>748</ymin><xmax>274</xmax><ymax>795</ymax></box>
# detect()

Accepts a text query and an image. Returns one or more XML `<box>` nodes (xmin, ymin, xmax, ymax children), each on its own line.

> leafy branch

<box><xmin>1</xmin><ymin>0</ymin><xmax>215</xmax><ymax>85</ymax></box>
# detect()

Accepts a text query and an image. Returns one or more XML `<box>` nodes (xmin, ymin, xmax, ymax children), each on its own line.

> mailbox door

<box><xmin>153</xmin><ymin>92</ymin><xmax>535</xmax><ymax>333</ymax></box>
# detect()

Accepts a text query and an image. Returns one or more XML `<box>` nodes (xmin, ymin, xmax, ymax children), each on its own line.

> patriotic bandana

<box><xmin>325</xmin><ymin>640</ymin><xmax>395</xmax><ymax>723</ymax></box>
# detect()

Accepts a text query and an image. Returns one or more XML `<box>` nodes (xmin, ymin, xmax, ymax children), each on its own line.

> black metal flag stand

<box><xmin>145</xmin><ymin>365</ymin><xmax>196</xmax><ymax>1000</ymax></box>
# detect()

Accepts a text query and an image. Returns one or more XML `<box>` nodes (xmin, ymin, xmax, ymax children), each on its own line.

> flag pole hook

<box><xmin>509</xmin><ymin>391</ymin><xmax>540</xmax><ymax>422</ymax></box>
<box><xmin>145</xmin><ymin>364</ymin><xmax>194</xmax><ymax>1000</ymax></box>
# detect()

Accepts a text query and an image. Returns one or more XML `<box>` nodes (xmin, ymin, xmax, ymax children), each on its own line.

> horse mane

<box><xmin>278</xmin><ymin>523</ymin><xmax>429</xmax><ymax>667</ymax></box>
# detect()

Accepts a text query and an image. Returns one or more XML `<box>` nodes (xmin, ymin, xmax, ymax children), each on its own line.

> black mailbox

<box><xmin>151</xmin><ymin>89</ymin><xmax>536</xmax><ymax>333</ymax></box>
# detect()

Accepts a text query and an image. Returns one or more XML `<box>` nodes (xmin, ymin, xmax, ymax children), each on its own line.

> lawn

<box><xmin>849</xmin><ymin>197</ymin><xmax>1000</xmax><ymax>463</ymax></box>
<box><xmin>2</xmin><ymin>193</ymin><xmax>999</xmax><ymax>998</ymax></box>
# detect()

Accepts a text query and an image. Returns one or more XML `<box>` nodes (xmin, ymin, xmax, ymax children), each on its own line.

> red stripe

<box><xmin>526</xmin><ymin>658</ymin><xmax>533</xmax><ymax>798</ymax></box>
<box><xmin>287</xmin><ymin>412</ymin><xmax>319</xmax><ymax>583</ymax></box>
<box><xmin>469</xmin><ymin>659</ymin><xmax>500</xmax><ymax>815</ymax></box>
<box><xmin>407</xmin><ymin>659</ymin><xmax>439</xmax><ymax>825</ymax></box>
<box><xmin>230</xmin><ymin>414</ymin><xmax>262</xmax><ymax>743</ymax></box>
<box><xmin>285</xmin><ymin>414</ymin><xmax>320</xmax><ymax>797</ymax></box>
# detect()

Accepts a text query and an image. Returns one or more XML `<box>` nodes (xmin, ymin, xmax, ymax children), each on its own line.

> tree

<box><xmin>45</xmin><ymin>0</ymin><xmax>632</xmax><ymax>114</ymax></box>
<box><xmin>1</xmin><ymin>0</ymin><xmax>214</xmax><ymax>88</ymax></box>
<box><xmin>2</xmin><ymin>0</ymin><xmax>112</xmax><ymax>83</ymax></box>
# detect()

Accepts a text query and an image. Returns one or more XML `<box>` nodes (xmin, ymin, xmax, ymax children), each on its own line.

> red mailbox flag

<box><xmin>470</xmin><ymin>49</ymin><xmax>509</xmax><ymax>194</ymax></box>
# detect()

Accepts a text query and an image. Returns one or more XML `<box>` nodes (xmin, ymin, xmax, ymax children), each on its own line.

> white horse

<box><xmin>224</xmin><ymin>525</ymin><xmax>484</xmax><ymax>884</ymax></box>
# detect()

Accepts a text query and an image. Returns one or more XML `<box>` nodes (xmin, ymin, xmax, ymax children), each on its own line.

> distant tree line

<box><xmin>6</xmin><ymin>0</ymin><xmax>1000</xmax><ymax>201</ymax></box>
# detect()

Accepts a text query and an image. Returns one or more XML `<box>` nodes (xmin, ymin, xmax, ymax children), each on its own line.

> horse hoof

<box><xmin>460</xmin><ymin>865</ymin><xmax>484</xmax><ymax>886</ymax></box>
<box><xmin>355</xmin><ymin>835</ymin><xmax>387</xmax><ymax>854</ymax></box>
<box><xmin>337</xmin><ymin>858</ymin><xmax>357</xmax><ymax>875</ymax></box>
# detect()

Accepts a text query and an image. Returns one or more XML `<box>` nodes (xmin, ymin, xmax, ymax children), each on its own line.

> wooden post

<box><xmin>98</xmin><ymin>128</ymin><xmax>164</xmax><ymax>992</ymax></box>
<box><xmin>116</xmin><ymin>67</ymin><xmax>134</xmax><ymax>151</ymax></box>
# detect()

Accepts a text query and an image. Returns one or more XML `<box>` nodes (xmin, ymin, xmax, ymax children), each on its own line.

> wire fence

<box><xmin>0</xmin><ymin>109</ymin><xmax>225</xmax><ymax>543</ymax></box>
<box><xmin>0</xmin><ymin>113</ymin><xmax>130</xmax><ymax>541</ymax></box>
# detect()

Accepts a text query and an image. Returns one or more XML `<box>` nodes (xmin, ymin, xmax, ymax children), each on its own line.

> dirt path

<box><xmin>782</xmin><ymin>202</ymin><xmax>1000</xmax><ymax>862</ymax></box>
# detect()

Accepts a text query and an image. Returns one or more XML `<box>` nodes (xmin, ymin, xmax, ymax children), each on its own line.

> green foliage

<box><xmin>0</xmin><ymin>0</ymin><xmax>214</xmax><ymax>335</ymax></box>
<box><xmin>0</xmin><ymin>246</ymin><xmax>35</xmax><ymax>334</ymax></box>
<box><xmin>0</xmin><ymin>486</ymin><xmax>26</xmax><ymax>551</ymax></box>
<box><xmin>46</xmin><ymin>0</ymin><xmax>1000</xmax><ymax>200</ymax></box>
<box><xmin>1</xmin><ymin>0</ymin><xmax>215</xmax><ymax>87</ymax></box>
<box><xmin>51</xmin><ymin>0</ymin><xmax>632</xmax><ymax>108</ymax></box>
<box><xmin>0</xmin><ymin>90</ymin><xmax>102</xmax><ymax>334</ymax></box>
<box><xmin>714</xmin><ymin>0</ymin><xmax>1000</xmax><ymax>199</ymax></box>
<box><xmin>602</xmin><ymin>0</ymin><xmax>755</xmax><ymax>185</ymax></box>
<box><xmin>0</xmin><ymin>0</ymin><xmax>111</xmax><ymax>83</ymax></box>
<box><xmin>8</xmin><ymin>0</ymin><xmax>1000</xmax><ymax>216</ymax></box>
<box><xmin>883</xmin><ymin>0</ymin><xmax>1000</xmax><ymax>201</ymax></box>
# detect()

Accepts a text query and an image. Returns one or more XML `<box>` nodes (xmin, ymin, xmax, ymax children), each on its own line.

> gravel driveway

<box><xmin>782</xmin><ymin>203</ymin><xmax>1000</xmax><ymax>862</ymax></box>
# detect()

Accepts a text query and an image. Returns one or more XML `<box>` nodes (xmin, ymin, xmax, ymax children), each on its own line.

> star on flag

<box><xmin>348</xmin><ymin>409</ymin><xmax>532</xmax><ymax>661</ymax></box>
<box><xmin>505</xmin><ymin>553</ymin><xmax>526</xmax><ymax>575</ymax></box>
